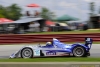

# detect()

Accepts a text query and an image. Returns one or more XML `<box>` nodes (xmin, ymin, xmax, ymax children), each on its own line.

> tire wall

<box><xmin>0</xmin><ymin>33</ymin><xmax>100</xmax><ymax>44</ymax></box>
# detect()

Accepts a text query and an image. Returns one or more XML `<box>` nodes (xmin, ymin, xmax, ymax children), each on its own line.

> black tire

<box><xmin>21</xmin><ymin>47</ymin><xmax>33</xmax><ymax>58</ymax></box>
<box><xmin>73</xmin><ymin>46</ymin><xmax>87</xmax><ymax>57</ymax></box>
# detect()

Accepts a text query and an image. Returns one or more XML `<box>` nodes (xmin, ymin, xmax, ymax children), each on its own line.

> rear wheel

<box><xmin>21</xmin><ymin>47</ymin><xmax>33</xmax><ymax>58</ymax></box>
<box><xmin>73</xmin><ymin>46</ymin><xmax>87</xmax><ymax>57</ymax></box>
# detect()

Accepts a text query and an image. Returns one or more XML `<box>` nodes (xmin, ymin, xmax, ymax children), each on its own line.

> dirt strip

<box><xmin>0</xmin><ymin>62</ymin><xmax>100</xmax><ymax>67</ymax></box>
<box><xmin>0</xmin><ymin>62</ymin><xmax>100</xmax><ymax>64</ymax></box>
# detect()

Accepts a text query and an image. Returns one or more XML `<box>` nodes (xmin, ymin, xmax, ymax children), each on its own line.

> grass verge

<box><xmin>27</xmin><ymin>30</ymin><xmax>100</xmax><ymax>34</ymax></box>
<box><xmin>0</xmin><ymin>57</ymin><xmax>100</xmax><ymax>62</ymax></box>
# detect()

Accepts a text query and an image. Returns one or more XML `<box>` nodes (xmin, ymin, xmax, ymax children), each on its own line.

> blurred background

<box><xmin>0</xmin><ymin>0</ymin><xmax>100</xmax><ymax>34</ymax></box>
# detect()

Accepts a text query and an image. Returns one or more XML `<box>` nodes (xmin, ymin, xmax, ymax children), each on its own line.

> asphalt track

<box><xmin>0</xmin><ymin>44</ymin><xmax>100</xmax><ymax>58</ymax></box>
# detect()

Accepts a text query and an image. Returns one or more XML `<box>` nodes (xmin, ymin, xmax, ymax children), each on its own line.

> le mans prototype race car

<box><xmin>10</xmin><ymin>37</ymin><xmax>93</xmax><ymax>58</ymax></box>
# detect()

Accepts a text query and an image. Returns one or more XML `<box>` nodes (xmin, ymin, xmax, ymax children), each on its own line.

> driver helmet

<box><xmin>46</xmin><ymin>42</ymin><xmax>52</xmax><ymax>45</ymax></box>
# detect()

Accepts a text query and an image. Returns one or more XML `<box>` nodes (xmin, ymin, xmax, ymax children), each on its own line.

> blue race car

<box><xmin>10</xmin><ymin>37</ymin><xmax>92</xmax><ymax>58</ymax></box>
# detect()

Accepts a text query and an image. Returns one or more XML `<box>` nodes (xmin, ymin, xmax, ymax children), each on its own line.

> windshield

<box><xmin>53</xmin><ymin>38</ymin><xmax>68</xmax><ymax>48</ymax></box>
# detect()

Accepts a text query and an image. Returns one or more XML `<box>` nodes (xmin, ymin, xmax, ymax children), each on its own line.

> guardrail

<box><xmin>0</xmin><ymin>33</ymin><xmax>100</xmax><ymax>44</ymax></box>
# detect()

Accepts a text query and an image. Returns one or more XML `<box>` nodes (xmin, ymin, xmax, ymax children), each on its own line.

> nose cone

<box><xmin>9</xmin><ymin>53</ymin><xmax>15</xmax><ymax>58</ymax></box>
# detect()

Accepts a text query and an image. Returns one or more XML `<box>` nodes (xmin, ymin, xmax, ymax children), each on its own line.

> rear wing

<box><xmin>85</xmin><ymin>37</ymin><xmax>93</xmax><ymax>44</ymax></box>
<box><xmin>85</xmin><ymin>37</ymin><xmax>93</xmax><ymax>49</ymax></box>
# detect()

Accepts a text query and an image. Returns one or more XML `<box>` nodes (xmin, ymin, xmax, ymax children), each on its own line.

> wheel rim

<box><xmin>22</xmin><ymin>48</ymin><xmax>32</xmax><ymax>58</ymax></box>
<box><xmin>73</xmin><ymin>47</ymin><xmax>84</xmax><ymax>57</ymax></box>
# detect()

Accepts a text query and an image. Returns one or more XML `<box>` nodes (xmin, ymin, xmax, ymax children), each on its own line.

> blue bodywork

<box><xmin>9</xmin><ymin>38</ymin><xmax>92</xmax><ymax>58</ymax></box>
<box><xmin>40</xmin><ymin>38</ymin><xmax>92</xmax><ymax>55</ymax></box>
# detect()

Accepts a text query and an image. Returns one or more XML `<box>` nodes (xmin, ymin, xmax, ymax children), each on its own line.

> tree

<box><xmin>40</xmin><ymin>7</ymin><xmax>56</xmax><ymax>20</ymax></box>
<box><xmin>0</xmin><ymin>5</ymin><xmax>6</xmax><ymax>18</ymax></box>
<box><xmin>5</xmin><ymin>4</ymin><xmax>22</xmax><ymax>20</ymax></box>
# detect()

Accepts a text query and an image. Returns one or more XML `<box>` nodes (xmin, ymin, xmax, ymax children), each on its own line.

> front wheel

<box><xmin>73</xmin><ymin>46</ymin><xmax>87</xmax><ymax>57</ymax></box>
<box><xmin>21</xmin><ymin>47</ymin><xmax>33</xmax><ymax>58</ymax></box>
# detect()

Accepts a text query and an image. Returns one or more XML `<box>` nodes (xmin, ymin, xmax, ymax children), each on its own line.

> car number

<box><xmin>34</xmin><ymin>50</ymin><xmax>40</xmax><ymax>56</ymax></box>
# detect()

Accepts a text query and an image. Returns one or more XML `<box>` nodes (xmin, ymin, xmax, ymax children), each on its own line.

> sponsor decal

<box><xmin>46</xmin><ymin>51</ymin><xmax>56</xmax><ymax>55</ymax></box>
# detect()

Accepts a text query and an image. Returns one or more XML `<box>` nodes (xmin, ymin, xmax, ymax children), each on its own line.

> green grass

<box><xmin>27</xmin><ymin>30</ymin><xmax>100</xmax><ymax>34</ymax></box>
<box><xmin>0</xmin><ymin>57</ymin><xmax>100</xmax><ymax>62</ymax></box>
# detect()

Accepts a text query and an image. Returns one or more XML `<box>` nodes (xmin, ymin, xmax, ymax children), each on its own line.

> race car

<box><xmin>10</xmin><ymin>37</ymin><xmax>93</xmax><ymax>58</ymax></box>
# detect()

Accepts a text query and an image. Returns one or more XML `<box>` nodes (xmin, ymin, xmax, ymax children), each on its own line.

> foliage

<box><xmin>6</xmin><ymin>4</ymin><xmax>22</xmax><ymax>20</ymax></box>
<box><xmin>0</xmin><ymin>4</ymin><xmax>56</xmax><ymax>21</ymax></box>
<box><xmin>0</xmin><ymin>4</ymin><xmax>22</xmax><ymax>20</ymax></box>
<box><xmin>40</xmin><ymin>7</ymin><xmax>56</xmax><ymax>20</ymax></box>
<box><xmin>0</xmin><ymin>5</ymin><xmax>6</xmax><ymax>18</ymax></box>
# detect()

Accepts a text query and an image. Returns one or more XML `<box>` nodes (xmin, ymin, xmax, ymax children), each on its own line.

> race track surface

<box><xmin>0</xmin><ymin>44</ymin><xmax>100</xmax><ymax>58</ymax></box>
